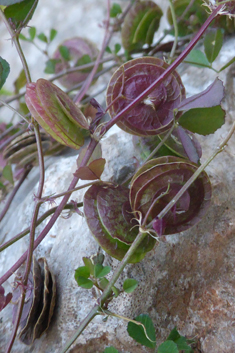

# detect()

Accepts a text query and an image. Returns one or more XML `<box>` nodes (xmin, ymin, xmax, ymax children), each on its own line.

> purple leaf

<box><xmin>175</xmin><ymin>125</ymin><xmax>201</xmax><ymax>164</ymax></box>
<box><xmin>0</xmin><ymin>285</ymin><xmax>12</xmax><ymax>312</ymax></box>
<box><xmin>178</xmin><ymin>78</ymin><xmax>225</xmax><ymax>111</ymax></box>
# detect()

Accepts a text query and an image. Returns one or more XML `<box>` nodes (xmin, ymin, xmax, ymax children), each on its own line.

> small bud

<box><xmin>25</xmin><ymin>79</ymin><xmax>89</xmax><ymax>150</ymax></box>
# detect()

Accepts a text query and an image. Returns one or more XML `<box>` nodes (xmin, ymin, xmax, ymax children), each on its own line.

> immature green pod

<box><xmin>25</xmin><ymin>79</ymin><xmax>89</xmax><ymax>149</ymax></box>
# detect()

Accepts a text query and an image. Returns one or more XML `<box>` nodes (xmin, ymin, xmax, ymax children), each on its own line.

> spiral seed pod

<box><xmin>83</xmin><ymin>183</ymin><xmax>156</xmax><ymax>263</ymax></box>
<box><xmin>25</xmin><ymin>79</ymin><xmax>89</xmax><ymax>150</ymax></box>
<box><xmin>130</xmin><ymin>156</ymin><xmax>212</xmax><ymax>235</ymax></box>
<box><xmin>3</xmin><ymin>131</ymin><xmax>64</xmax><ymax>168</ymax></box>
<box><xmin>12</xmin><ymin>257</ymin><xmax>56</xmax><ymax>345</ymax></box>
<box><xmin>121</xmin><ymin>0</ymin><xmax>163</xmax><ymax>51</ymax></box>
<box><xmin>106</xmin><ymin>57</ymin><xmax>186</xmax><ymax>136</ymax></box>
<box><xmin>53</xmin><ymin>37</ymin><xmax>102</xmax><ymax>89</ymax></box>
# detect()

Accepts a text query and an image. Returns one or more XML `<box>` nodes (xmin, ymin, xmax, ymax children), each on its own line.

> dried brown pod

<box><xmin>3</xmin><ymin>131</ymin><xmax>65</xmax><ymax>168</ymax></box>
<box><xmin>12</xmin><ymin>257</ymin><xmax>56</xmax><ymax>345</ymax></box>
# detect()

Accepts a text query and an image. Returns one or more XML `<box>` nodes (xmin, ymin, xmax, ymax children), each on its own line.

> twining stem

<box><xmin>0</xmin><ymin>2</ymin><xmax>223</xmax><ymax>286</ymax></box>
<box><xmin>61</xmin><ymin>120</ymin><xmax>235</xmax><ymax>353</ymax></box>
<box><xmin>0</xmin><ymin>10</ymin><xmax>45</xmax><ymax>353</ymax></box>
<box><xmin>0</xmin><ymin>166</ymin><xmax>32</xmax><ymax>223</ymax></box>
<box><xmin>102</xmin><ymin>4</ymin><xmax>224</xmax><ymax>134</ymax></box>
<box><xmin>0</xmin><ymin>202</ymin><xmax>83</xmax><ymax>252</ymax></box>
<box><xmin>168</xmin><ymin>0</ymin><xmax>178</xmax><ymax>63</ymax></box>
<box><xmin>0</xmin><ymin>138</ymin><xmax>98</xmax><ymax>285</ymax></box>
<box><xmin>74</xmin><ymin>0</ymin><xmax>111</xmax><ymax>103</ymax></box>
<box><xmin>60</xmin><ymin>230</ymin><xmax>147</xmax><ymax>353</ymax></box>
<box><xmin>156</xmin><ymin>121</ymin><xmax>235</xmax><ymax>222</ymax></box>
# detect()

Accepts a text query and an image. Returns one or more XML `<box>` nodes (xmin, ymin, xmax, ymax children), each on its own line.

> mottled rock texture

<box><xmin>1</xmin><ymin>1</ymin><xmax>235</xmax><ymax>353</ymax></box>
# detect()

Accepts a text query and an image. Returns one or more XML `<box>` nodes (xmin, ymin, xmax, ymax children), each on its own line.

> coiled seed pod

<box><xmin>12</xmin><ymin>257</ymin><xmax>56</xmax><ymax>345</ymax></box>
<box><xmin>121</xmin><ymin>0</ymin><xmax>163</xmax><ymax>51</ymax></box>
<box><xmin>130</xmin><ymin>156</ymin><xmax>212</xmax><ymax>234</ymax></box>
<box><xmin>83</xmin><ymin>183</ymin><xmax>156</xmax><ymax>263</ymax></box>
<box><xmin>106</xmin><ymin>57</ymin><xmax>186</xmax><ymax>136</ymax></box>
<box><xmin>53</xmin><ymin>37</ymin><xmax>102</xmax><ymax>89</ymax></box>
<box><xmin>25</xmin><ymin>79</ymin><xmax>89</xmax><ymax>149</ymax></box>
<box><xmin>3</xmin><ymin>131</ymin><xmax>64</xmax><ymax>168</ymax></box>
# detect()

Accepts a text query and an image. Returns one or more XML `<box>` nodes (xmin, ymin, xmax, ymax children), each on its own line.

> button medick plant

<box><xmin>0</xmin><ymin>0</ymin><xmax>235</xmax><ymax>352</ymax></box>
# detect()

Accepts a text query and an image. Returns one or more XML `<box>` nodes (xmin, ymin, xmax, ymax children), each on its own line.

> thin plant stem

<box><xmin>60</xmin><ymin>120</ymin><xmax>235</xmax><ymax>353</ymax></box>
<box><xmin>0</xmin><ymin>10</ymin><xmax>45</xmax><ymax>353</ymax></box>
<box><xmin>0</xmin><ymin>3</ymin><xmax>223</xmax><ymax>287</ymax></box>
<box><xmin>41</xmin><ymin>180</ymin><xmax>100</xmax><ymax>201</ymax></box>
<box><xmin>102</xmin><ymin>4</ymin><xmax>223</xmax><ymax>134</ymax></box>
<box><xmin>0</xmin><ymin>100</ymin><xmax>29</xmax><ymax>124</ymax></box>
<box><xmin>0</xmin><ymin>202</ymin><xmax>83</xmax><ymax>252</ymax></box>
<box><xmin>74</xmin><ymin>0</ymin><xmax>112</xmax><ymax>103</ymax></box>
<box><xmin>168</xmin><ymin>0</ymin><xmax>178</xmax><ymax>63</ymax></box>
<box><xmin>60</xmin><ymin>230</ymin><xmax>147</xmax><ymax>352</ymax></box>
<box><xmin>0</xmin><ymin>166</ymin><xmax>32</xmax><ymax>223</ymax></box>
<box><xmin>155</xmin><ymin>121</ymin><xmax>235</xmax><ymax>222</ymax></box>
<box><xmin>145</xmin><ymin>122</ymin><xmax>175</xmax><ymax>162</ymax></box>
<box><xmin>0</xmin><ymin>137</ymin><xmax>98</xmax><ymax>285</ymax></box>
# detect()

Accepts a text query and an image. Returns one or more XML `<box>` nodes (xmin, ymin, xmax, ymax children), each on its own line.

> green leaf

<box><xmin>184</xmin><ymin>49</ymin><xmax>211</xmax><ymax>68</ymax></box>
<box><xmin>179</xmin><ymin>105</ymin><xmax>225</xmax><ymax>135</ymax></box>
<box><xmin>175</xmin><ymin>337</ymin><xmax>193</xmax><ymax>352</ymax></box>
<box><xmin>98</xmin><ymin>277</ymin><xmax>109</xmax><ymax>290</ymax></box>
<box><xmin>44</xmin><ymin>59</ymin><xmax>60</xmax><ymax>74</ymax></box>
<box><xmin>0</xmin><ymin>57</ymin><xmax>10</xmax><ymax>90</ymax></box>
<box><xmin>204</xmin><ymin>29</ymin><xmax>223</xmax><ymax>63</ymax></box>
<box><xmin>82</xmin><ymin>257</ymin><xmax>94</xmax><ymax>276</ymax></box>
<box><xmin>19</xmin><ymin>33</ymin><xmax>30</xmax><ymax>41</ymax></box>
<box><xmin>103</xmin><ymin>347</ymin><xmax>119</xmax><ymax>353</ymax></box>
<box><xmin>0</xmin><ymin>181</ymin><xmax>5</xmax><ymax>189</ymax></box>
<box><xmin>127</xmin><ymin>314</ymin><xmax>156</xmax><ymax>348</ymax></box>
<box><xmin>167</xmin><ymin>328</ymin><xmax>193</xmax><ymax>352</ymax></box>
<box><xmin>105</xmin><ymin>46</ymin><xmax>112</xmax><ymax>54</ymax></box>
<box><xmin>75</xmin><ymin>276</ymin><xmax>93</xmax><ymax>289</ymax></box>
<box><xmin>167</xmin><ymin>327</ymin><xmax>181</xmax><ymax>341</ymax></box>
<box><xmin>49</xmin><ymin>28</ymin><xmax>57</xmax><ymax>42</ymax></box>
<box><xmin>110</xmin><ymin>3</ymin><xmax>122</xmax><ymax>18</ymax></box>
<box><xmin>94</xmin><ymin>264</ymin><xmax>111</xmax><ymax>278</ymax></box>
<box><xmin>28</xmin><ymin>26</ymin><xmax>36</xmax><ymax>40</ymax></box>
<box><xmin>76</xmin><ymin>54</ymin><xmax>92</xmax><ymax>71</ymax></box>
<box><xmin>75</xmin><ymin>266</ymin><xmax>90</xmax><ymax>279</ymax></box>
<box><xmin>2</xmin><ymin>164</ymin><xmax>14</xmax><ymax>184</ymax></box>
<box><xmin>111</xmin><ymin>285</ymin><xmax>120</xmax><ymax>297</ymax></box>
<box><xmin>114</xmin><ymin>43</ymin><xmax>121</xmax><ymax>54</ymax></box>
<box><xmin>59</xmin><ymin>45</ymin><xmax>70</xmax><ymax>61</ymax></box>
<box><xmin>4</xmin><ymin>0</ymin><xmax>38</xmax><ymax>28</ymax></box>
<box><xmin>157</xmin><ymin>340</ymin><xmax>179</xmax><ymax>353</ymax></box>
<box><xmin>37</xmin><ymin>32</ymin><xmax>48</xmax><ymax>43</ymax></box>
<box><xmin>14</xmin><ymin>69</ymin><xmax>26</xmax><ymax>93</ymax></box>
<box><xmin>123</xmin><ymin>279</ymin><xmax>138</xmax><ymax>293</ymax></box>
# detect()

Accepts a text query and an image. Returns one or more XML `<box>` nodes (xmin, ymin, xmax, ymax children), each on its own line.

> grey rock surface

<box><xmin>1</xmin><ymin>1</ymin><xmax>235</xmax><ymax>353</ymax></box>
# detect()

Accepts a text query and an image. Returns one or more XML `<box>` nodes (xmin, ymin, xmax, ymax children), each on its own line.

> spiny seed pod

<box><xmin>53</xmin><ymin>37</ymin><xmax>102</xmax><ymax>89</ymax></box>
<box><xmin>130</xmin><ymin>156</ymin><xmax>212</xmax><ymax>235</ymax></box>
<box><xmin>121</xmin><ymin>0</ymin><xmax>163</xmax><ymax>51</ymax></box>
<box><xmin>3</xmin><ymin>131</ymin><xmax>65</xmax><ymax>168</ymax></box>
<box><xmin>25</xmin><ymin>79</ymin><xmax>89</xmax><ymax>149</ymax></box>
<box><xmin>12</xmin><ymin>257</ymin><xmax>56</xmax><ymax>345</ymax></box>
<box><xmin>106</xmin><ymin>57</ymin><xmax>186</xmax><ymax>136</ymax></box>
<box><xmin>83</xmin><ymin>183</ymin><xmax>156</xmax><ymax>263</ymax></box>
